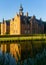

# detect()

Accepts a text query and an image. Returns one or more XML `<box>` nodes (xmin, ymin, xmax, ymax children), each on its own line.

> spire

<box><xmin>19</xmin><ymin>4</ymin><xmax>23</xmax><ymax>12</ymax></box>
<box><xmin>19</xmin><ymin>4</ymin><xmax>24</xmax><ymax>15</ymax></box>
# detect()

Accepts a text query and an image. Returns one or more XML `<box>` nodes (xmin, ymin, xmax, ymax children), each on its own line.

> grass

<box><xmin>0</xmin><ymin>34</ymin><xmax>46</xmax><ymax>41</ymax></box>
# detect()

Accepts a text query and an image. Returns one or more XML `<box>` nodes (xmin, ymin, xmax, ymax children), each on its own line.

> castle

<box><xmin>0</xmin><ymin>5</ymin><xmax>44</xmax><ymax>35</ymax></box>
<box><xmin>0</xmin><ymin>5</ymin><xmax>45</xmax><ymax>61</ymax></box>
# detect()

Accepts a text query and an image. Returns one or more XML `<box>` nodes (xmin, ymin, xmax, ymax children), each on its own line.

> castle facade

<box><xmin>0</xmin><ymin>5</ymin><xmax>44</xmax><ymax>35</ymax></box>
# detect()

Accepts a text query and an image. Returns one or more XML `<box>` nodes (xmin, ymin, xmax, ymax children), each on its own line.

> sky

<box><xmin>0</xmin><ymin>0</ymin><xmax>46</xmax><ymax>22</ymax></box>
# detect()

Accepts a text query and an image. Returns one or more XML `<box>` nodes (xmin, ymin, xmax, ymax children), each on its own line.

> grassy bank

<box><xmin>0</xmin><ymin>34</ymin><xmax>46</xmax><ymax>41</ymax></box>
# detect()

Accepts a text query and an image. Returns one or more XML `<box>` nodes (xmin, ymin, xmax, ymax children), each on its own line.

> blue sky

<box><xmin>0</xmin><ymin>0</ymin><xmax>46</xmax><ymax>22</ymax></box>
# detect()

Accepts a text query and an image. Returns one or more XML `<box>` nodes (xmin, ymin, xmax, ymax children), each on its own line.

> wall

<box><xmin>1</xmin><ymin>22</ymin><xmax>6</xmax><ymax>35</ymax></box>
<box><xmin>10</xmin><ymin>19</ymin><xmax>14</xmax><ymax>34</ymax></box>
<box><xmin>10</xmin><ymin>15</ymin><xmax>21</xmax><ymax>35</ymax></box>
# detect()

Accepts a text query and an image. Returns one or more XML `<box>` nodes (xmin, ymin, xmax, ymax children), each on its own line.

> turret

<box><xmin>19</xmin><ymin>4</ymin><xmax>24</xmax><ymax>16</ymax></box>
<box><xmin>3</xmin><ymin>18</ymin><xmax>4</xmax><ymax>24</ymax></box>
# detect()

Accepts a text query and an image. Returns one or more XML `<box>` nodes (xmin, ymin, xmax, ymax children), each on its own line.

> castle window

<box><xmin>24</xmin><ymin>18</ymin><xmax>27</xmax><ymax>24</ymax></box>
<box><xmin>25</xmin><ymin>30</ymin><xmax>27</xmax><ymax>34</ymax></box>
<box><xmin>28</xmin><ymin>30</ymin><xmax>30</xmax><ymax>33</ymax></box>
<box><xmin>28</xmin><ymin>24</ymin><xmax>30</xmax><ymax>29</ymax></box>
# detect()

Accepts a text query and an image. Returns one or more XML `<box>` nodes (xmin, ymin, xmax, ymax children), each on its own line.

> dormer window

<box><xmin>23</xmin><ymin>18</ymin><xmax>26</xmax><ymax>24</ymax></box>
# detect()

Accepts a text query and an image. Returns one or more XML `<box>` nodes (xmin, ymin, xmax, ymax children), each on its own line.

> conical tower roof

<box><xmin>19</xmin><ymin>4</ymin><xmax>23</xmax><ymax>12</ymax></box>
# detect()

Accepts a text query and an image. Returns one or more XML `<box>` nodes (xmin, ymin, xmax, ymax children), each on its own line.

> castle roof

<box><xmin>20</xmin><ymin>15</ymin><xmax>31</xmax><ymax>24</ymax></box>
<box><xmin>20</xmin><ymin>15</ymin><xmax>43</xmax><ymax>25</ymax></box>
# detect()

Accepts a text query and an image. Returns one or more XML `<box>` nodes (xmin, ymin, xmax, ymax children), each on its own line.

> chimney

<box><xmin>40</xmin><ymin>18</ymin><xmax>42</xmax><ymax>21</ymax></box>
<box><xmin>31</xmin><ymin>15</ymin><xmax>36</xmax><ymax>20</ymax></box>
<box><xmin>26</xmin><ymin>12</ymin><xmax>28</xmax><ymax>17</ymax></box>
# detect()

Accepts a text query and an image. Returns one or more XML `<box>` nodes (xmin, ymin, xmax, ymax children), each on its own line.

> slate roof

<box><xmin>20</xmin><ymin>15</ymin><xmax>31</xmax><ymax>24</ymax></box>
<box><xmin>20</xmin><ymin>15</ymin><xmax>43</xmax><ymax>26</ymax></box>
